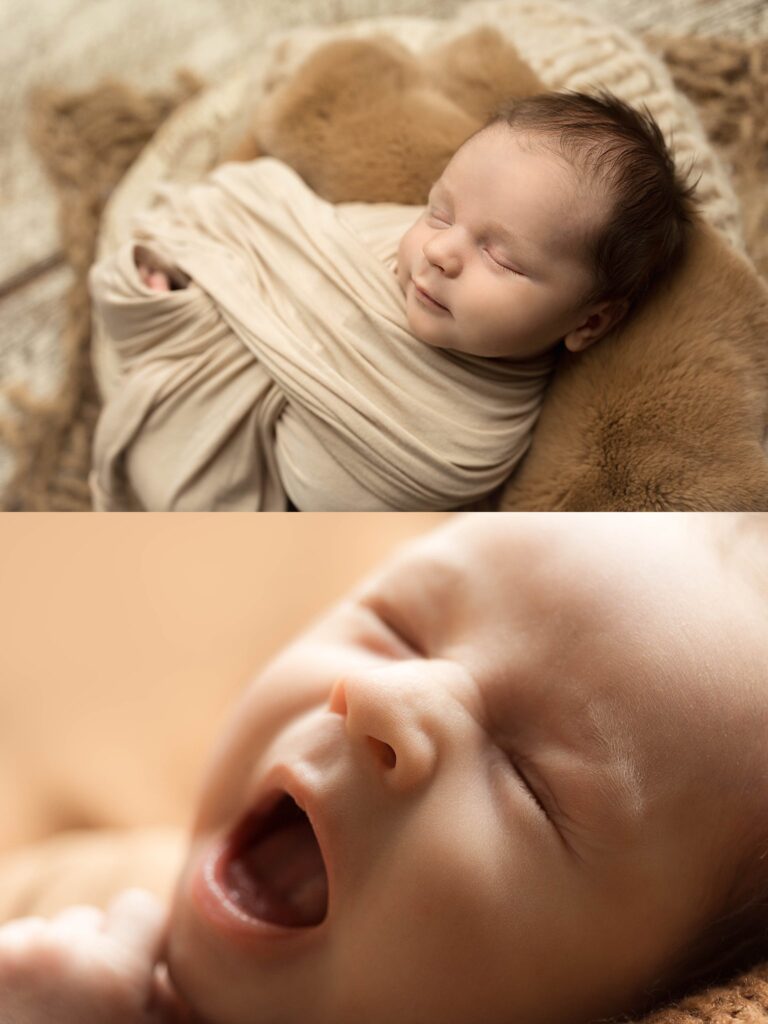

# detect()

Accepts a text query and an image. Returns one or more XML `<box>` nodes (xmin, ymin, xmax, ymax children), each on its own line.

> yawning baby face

<box><xmin>165</xmin><ymin>513</ymin><xmax>768</xmax><ymax>1024</ymax></box>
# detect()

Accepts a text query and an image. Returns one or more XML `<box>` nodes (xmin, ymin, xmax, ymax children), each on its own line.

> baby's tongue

<box><xmin>226</xmin><ymin>816</ymin><xmax>328</xmax><ymax>927</ymax></box>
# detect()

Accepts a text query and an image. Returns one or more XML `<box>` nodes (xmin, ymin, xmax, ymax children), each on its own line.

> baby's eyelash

<box><xmin>506</xmin><ymin>753</ymin><xmax>549</xmax><ymax>816</ymax></box>
<box><xmin>484</xmin><ymin>249</ymin><xmax>523</xmax><ymax>276</ymax></box>
<box><xmin>358</xmin><ymin>598</ymin><xmax>424</xmax><ymax>658</ymax></box>
<box><xmin>424</xmin><ymin>211</ymin><xmax>524</xmax><ymax>276</ymax></box>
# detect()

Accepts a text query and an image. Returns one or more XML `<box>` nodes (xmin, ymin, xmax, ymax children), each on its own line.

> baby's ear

<box><xmin>563</xmin><ymin>298</ymin><xmax>629</xmax><ymax>353</ymax></box>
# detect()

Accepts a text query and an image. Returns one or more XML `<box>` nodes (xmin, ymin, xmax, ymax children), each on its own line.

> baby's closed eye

<box><xmin>483</xmin><ymin>248</ymin><xmax>525</xmax><ymax>275</ymax></box>
<box><xmin>355</xmin><ymin>598</ymin><xmax>424</xmax><ymax>659</ymax></box>
<box><xmin>427</xmin><ymin>210</ymin><xmax>450</xmax><ymax>228</ymax></box>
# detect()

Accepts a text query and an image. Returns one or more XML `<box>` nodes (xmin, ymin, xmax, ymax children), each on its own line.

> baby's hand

<box><xmin>134</xmin><ymin>246</ymin><xmax>188</xmax><ymax>293</ymax></box>
<box><xmin>0</xmin><ymin>889</ymin><xmax>185</xmax><ymax>1024</ymax></box>
<box><xmin>138</xmin><ymin>262</ymin><xmax>172</xmax><ymax>292</ymax></box>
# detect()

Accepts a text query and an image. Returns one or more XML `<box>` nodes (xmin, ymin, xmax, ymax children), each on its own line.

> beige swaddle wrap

<box><xmin>89</xmin><ymin>158</ymin><xmax>553</xmax><ymax>511</ymax></box>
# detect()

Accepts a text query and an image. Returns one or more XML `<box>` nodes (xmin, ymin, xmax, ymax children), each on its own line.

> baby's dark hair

<box><xmin>599</xmin><ymin>826</ymin><xmax>768</xmax><ymax>1024</ymax></box>
<box><xmin>484</xmin><ymin>89</ymin><xmax>701</xmax><ymax>318</ymax></box>
<box><xmin>651</xmin><ymin>849</ymin><xmax>768</xmax><ymax>1012</ymax></box>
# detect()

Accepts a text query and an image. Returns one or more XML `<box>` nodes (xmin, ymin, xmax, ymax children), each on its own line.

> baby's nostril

<box><xmin>366</xmin><ymin>736</ymin><xmax>396</xmax><ymax>769</ymax></box>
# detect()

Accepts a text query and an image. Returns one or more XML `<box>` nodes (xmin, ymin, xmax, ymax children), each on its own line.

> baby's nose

<box><xmin>329</xmin><ymin>670</ymin><xmax>440</xmax><ymax>793</ymax></box>
<box><xmin>423</xmin><ymin>235</ymin><xmax>461</xmax><ymax>277</ymax></box>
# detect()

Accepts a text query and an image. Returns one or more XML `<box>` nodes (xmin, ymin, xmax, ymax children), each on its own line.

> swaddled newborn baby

<box><xmin>3</xmin><ymin>513</ymin><xmax>768</xmax><ymax>1024</ymax></box>
<box><xmin>90</xmin><ymin>89</ymin><xmax>697</xmax><ymax>511</ymax></box>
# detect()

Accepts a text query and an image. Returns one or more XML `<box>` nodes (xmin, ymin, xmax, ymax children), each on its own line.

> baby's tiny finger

<box><xmin>50</xmin><ymin>904</ymin><xmax>105</xmax><ymax>936</ymax></box>
<box><xmin>105</xmin><ymin>888</ymin><xmax>166</xmax><ymax>964</ymax></box>
<box><xmin>148</xmin><ymin>271</ymin><xmax>170</xmax><ymax>291</ymax></box>
<box><xmin>0</xmin><ymin>915</ymin><xmax>47</xmax><ymax>948</ymax></box>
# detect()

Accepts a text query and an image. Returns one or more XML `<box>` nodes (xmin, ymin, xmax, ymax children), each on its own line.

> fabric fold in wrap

<box><xmin>89</xmin><ymin>158</ymin><xmax>553</xmax><ymax>510</ymax></box>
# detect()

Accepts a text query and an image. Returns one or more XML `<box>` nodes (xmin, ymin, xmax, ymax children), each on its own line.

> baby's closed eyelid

<box><xmin>356</xmin><ymin>596</ymin><xmax>425</xmax><ymax>659</ymax></box>
<box><xmin>503</xmin><ymin>750</ymin><xmax>550</xmax><ymax>818</ymax></box>
<box><xmin>483</xmin><ymin>248</ymin><xmax>523</xmax><ymax>275</ymax></box>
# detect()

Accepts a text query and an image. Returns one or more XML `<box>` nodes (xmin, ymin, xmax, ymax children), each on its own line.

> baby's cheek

<box><xmin>397</xmin><ymin>226</ymin><xmax>421</xmax><ymax>289</ymax></box>
<box><xmin>395</xmin><ymin>241</ymin><xmax>407</xmax><ymax>291</ymax></box>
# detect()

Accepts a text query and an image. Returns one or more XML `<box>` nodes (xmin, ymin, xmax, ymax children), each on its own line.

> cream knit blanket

<box><xmin>89</xmin><ymin>158</ymin><xmax>552</xmax><ymax>511</ymax></box>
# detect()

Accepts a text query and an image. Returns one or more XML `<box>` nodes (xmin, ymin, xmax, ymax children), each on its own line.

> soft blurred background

<box><xmin>0</xmin><ymin>513</ymin><xmax>449</xmax><ymax>853</ymax></box>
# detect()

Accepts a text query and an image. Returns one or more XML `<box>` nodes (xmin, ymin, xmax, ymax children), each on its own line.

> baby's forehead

<box><xmin>364</xmin><ymin>515</ymin><xmax>761</xmax><ymax>676</ymax></box>
<box><xmin>455</xmin><ymin>124</ymin><xmax>596</xmax><ymax>192</ymax></box>
<box><xmin>373</xmin><ymin>515</ymin><xmax>602</xmax><ymax>599</ymax></box>
<box><xmin>359</xmin><ymin>519</ymin><xmax>633</xmax><ymax>672</ymax></box>
<box><xmin>446</xmin><ymin>127</ymin><xmax>607</xmax><ymax>255</ymax></box>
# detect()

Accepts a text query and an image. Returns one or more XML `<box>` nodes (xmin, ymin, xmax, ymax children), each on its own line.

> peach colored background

<box><xmin>0</xmin><ymin>513</ymin><xmax>449</xmax><ymax>852</ymax></box>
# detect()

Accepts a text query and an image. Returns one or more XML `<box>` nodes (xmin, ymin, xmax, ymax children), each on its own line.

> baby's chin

<box><xmin>407</xmin><ymin>322</ymin><xmax>434</xmax><ymax>347</ymax></box>
<box><xmin>406</xmin><ymin>323</ymin><xmax>477</xmax><ymax>356</ymax></box>
<box><xmin>404</xmin><ymin>311</ymin><xmax>452</xmax><ymax>351</ymax></box>
<box><xmin>162</xmin><ymin>805</ymin><xmax>332</xmax><ymax>1024</ymax></box>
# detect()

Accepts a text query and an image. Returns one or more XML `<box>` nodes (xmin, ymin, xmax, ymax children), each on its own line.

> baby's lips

<box><xmin>188</xmin><ymin>762</ymin><xmax>338</xmax><ymax>944</ymax></box>
<box><xmin>245</xmin><ymin>762</ymin><xmax>337</xmax><ymax>921</ymax></box>
<box><xmin>413</xmin><ymin>277</ymin><xmax>450</xmax><ymax>312</ymax></box>
<box><xmin>224</xmin><ymin>798</ymin><xmax>327</xmax><ymax>928</ymax></box>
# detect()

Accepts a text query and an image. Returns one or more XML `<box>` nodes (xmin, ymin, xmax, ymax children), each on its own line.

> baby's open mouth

<box><xmin>223</xmin><ymin>793</ymin><xmax>329</xmax><ymax>928</ymax></box>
